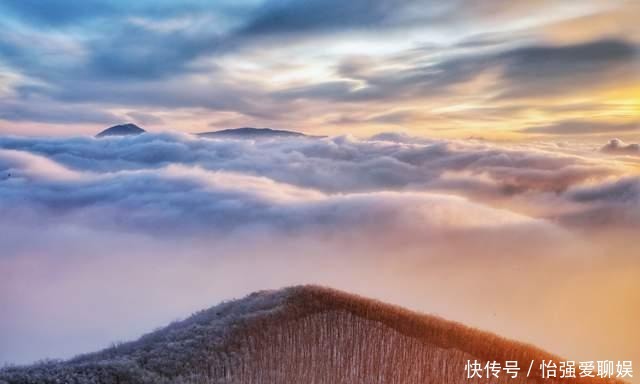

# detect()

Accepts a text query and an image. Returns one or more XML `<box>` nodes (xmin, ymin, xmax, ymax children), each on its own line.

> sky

<box><xmin>0</xmin><ymin>1</ymin><xmax>639</xmax><ymax>381</ymax></box>
<box><xmin>0</xmin><ymin>0</ymin><xmax>638</xmax><ymax>139</ymax></box>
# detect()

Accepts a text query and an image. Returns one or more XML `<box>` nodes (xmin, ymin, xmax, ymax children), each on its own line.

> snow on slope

<box><xmin>0</xmin><ymin>286</ymin><xmax>624</xmax><ymax>384</ymax></box>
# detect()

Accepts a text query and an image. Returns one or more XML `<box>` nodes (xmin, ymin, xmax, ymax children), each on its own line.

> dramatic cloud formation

<box><xmin>0</xmin><ymin>0</ymin><xmax>639</xmax><ymax>380</ymax></box>
<box><xmin>1</xmin><ymin>132</ymin><xmax>635</xmax><ymax>235</ymax></box>
<box><xmin>0</xmin><ymin>141</ymin><xmax>552</xmax><ymax>239</ymax></box>
<box><xmin>0</xmin><ymin>133</ymin><xmax>618</xmax><ymax>192</ymax></box>
<box><xmin>570</xmin><ymin>176</ymin><xmax>640</xmax><ymax>205</ymax></box>
<box><xmin>1</xmin><ymin>133</ymin><xmax>639</xmax><ymax>371</ymax></box>
<box><xmin>0</xmin><ymin>1</ymin><xmax>637</xmax><ymax>136</ymax></box>
<box><xmin>601</xmin><ymin>138</ymin><xmax>640</xmax><ymax>155</ymax></box>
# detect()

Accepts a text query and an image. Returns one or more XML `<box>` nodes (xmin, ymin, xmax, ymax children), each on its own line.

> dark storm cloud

<box><xmin>561</xmin><ymin>177</ymin><xmax>640</xmax><ymax>227</ymax></box>
<box><xmin>601</xmin><ymin>139</ymin><xmax>640</xmax><ymax>155</ymax></box>
<box><xmin>500</xmin><ymin>39</ymin><xmax>635</xmax><ymax>76</ymax></box>
<box><xmin>237</xmin><ymin>0</ymin><xmax>571</xmax><ymax>38</ymax></box>
<box><xmin>522</xmin><ymin>120</ymin><xmax>640</xmax><ymax>135</ymax></box>
<box><xmin>0</xmin><ymin>20</ymin><xmax>222</xmax><ymax>82</ymax></box>
<box><xmin>0</xmin><ymin>1</ymin><xmax>244</xmax><ymax>92</ymax></box>
<box><xmin>0</xmin><ymin>18</ymin><xmax>280</xmax><ymax>120</ymax></box>
<box><xmin>276</xmin><ymin>39</ymin><xmax>638</xmax><ymax>104</ymax></box>
<box><xmin>0</xmin><ymin>0</ymin><xmax>431</xmax><ymax>85</ymax></box>
<box><xmin>85</xmin><ymin>26</ymin><xmax>221</xmax><ymax>80</ymax></box>
<box><xmin>494</xmin><ymin>39</ymin><xmax>638</xmax><ymax>99</ymax></box>
<box><xmin>570</xmin><ymin>177</ymin><xmax>640</xmax><ymax>204</ymax></box>
<box><xmin>12</xmin><ymin>77</ymin><xmax>279</xmax><ymax>122</ymax></box>
<box><xmin>0</xmin><ymin>0</ymin><xmax>637</xmax><ymax>126</ymax></box>
<box><xmin>238</xmin><ymin>0</ymin><xmax>423</xmax><ymax>36</ymax></box>
<box><xmin>0</xmin><ymin>0</ymin><xmax>563</xmax><ymax>35</ymax></box>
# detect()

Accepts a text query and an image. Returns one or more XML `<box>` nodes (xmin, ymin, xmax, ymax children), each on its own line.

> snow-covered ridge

<box><xmin>0</xmin><ymin>286</ymin><xmax>623</xmax><ymax>384</ymax></box>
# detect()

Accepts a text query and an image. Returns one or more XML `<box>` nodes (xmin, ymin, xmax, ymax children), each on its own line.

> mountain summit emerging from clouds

<box><xmin>96</xmin><ymin>124</ymin><xmax>146</xmax><ymax>138</ymax></box>
<box><xmin>0</xmin><ymin>286</ymin><xmax>618</xmax><ymax>384</ymax></box>
<box><xmin>198</xmin><ymin>127</ymin><xmax>307</xmax><ymax>139</ymax></box>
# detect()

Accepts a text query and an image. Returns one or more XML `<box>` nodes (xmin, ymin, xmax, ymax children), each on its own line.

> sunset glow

<box><xmin>0</xmin><ymin>2</ymin><xmax>639</xmax><ymax>383</ymax></box>
<box><xmin>0</xmin><ymin>1</ymin><xmax>637</xmax><ymax>139</ymax></box>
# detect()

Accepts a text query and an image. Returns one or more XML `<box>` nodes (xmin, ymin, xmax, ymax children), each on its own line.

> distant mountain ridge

<box><xmin>198</xmin><ymin>127</ymin><xmax>307</xmax><ymax>138</ymax></box>
<box><xmin>96</xmin><ymin>124</ymin><xmax>146</xmax><ymax>138</ymax></box>
<box><xmin>0</xmin><ymin>286</ymin><xmax>619</xmax><ymax>384</ymax></box>
<box><xmin>95</xmin><ymin>125</ymin><xmax>312</xmax><ymax>140</ymax></box>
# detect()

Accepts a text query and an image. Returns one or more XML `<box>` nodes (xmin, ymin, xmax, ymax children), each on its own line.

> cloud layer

<box><xmin>1</xmin><ymin>132</ymin><xmax>637</xmax><ymax>236</ymax></box>
<box><xmin>0</xmin><ymin>132</ymin><xmax>638</xmax><ymax>375</ymax></box>
<box><xmin>601</xmin><ymin>138</ymin><xmax>640</xmax><ymax>155</ymax></box>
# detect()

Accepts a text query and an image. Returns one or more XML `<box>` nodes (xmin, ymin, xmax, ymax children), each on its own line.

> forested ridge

<box><xmin>0</xmin><ymin>286</ymin><xmax>623</xmax><ymax>384</ymax></box>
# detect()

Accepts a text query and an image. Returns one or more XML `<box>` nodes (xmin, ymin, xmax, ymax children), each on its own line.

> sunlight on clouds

<box><xmin>163</xmin><ymin>165</ymin><xmax>326</xmax><ymax>203</ymax></box>
<box><xmin>0</xmin><ymin>1</ymin><xmax>639</xmax><ymax>379</ymax></box>
<box><xmin>0</xmin><ymin>1</ymin><xmax>637</xmax><ymax>139</ymax></box>
<box><xmin>539</xmin><ymin>1</ymin><xmax>640</xmax><ymax>44</ymax></box>
<box><xmin>0</xmin><ymin>131</ymin><xmax>638</xmax><ymax>375</ymax></box>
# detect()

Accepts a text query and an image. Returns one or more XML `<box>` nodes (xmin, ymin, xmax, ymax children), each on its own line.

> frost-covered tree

<box><xmin>0</xmin><ymin>286</ymin><xmax>623</xmax><ymax>384</ymax></box>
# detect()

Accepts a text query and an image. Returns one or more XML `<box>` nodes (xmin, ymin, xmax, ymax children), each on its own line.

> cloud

<box><xmin>0</xmin><ymin>0</ymin><xmax>432</xmax><ymax>86</ymax></box>
<box><xmin>0</xmin><ymin>149</ymin><xmax>84</xmax><ymax>181</ymax></box>
<box><xmin>0</xmin><ymin>164</ymin><xmax>543</xmax><ymax>238</ymax></box>
<box><xmin>570</xmin><ymin>176</ymin><xmax>640</xmax><ymax>204</ymax></box>
<box><xmin>494</xmin><ymin>39</ymin><xmax>638</xmax><ymax>99</ymax></box>
<box><xmin>0</xmin><ymin>0</ymin><xmax>119</xmax><ymax>26</ymax></box>
<box><xmin>1</xmin><ymin>0</ymin><xmax>636</xmax><ymax>130</ymax></box>
<box><xmin>0</xmin><ymin>99</ymin><xmax>121</xmax><ymax>125</ymax></box>
<box><xmin>84</xmin><ymin>23</ymin><xmax>224</xmax><ymax>80</ymax></box>
<box><xmin>1</xmin><ymin>1</ymin><xmax>639</xmax><ymax>372</ymax></box>
<box><xmin>0</xmin><ymin>133</ymin><xmax>631</xmax><ymax>239</ymax></box>
<box><xmin>0</xmin><ymin>135</ymin><xmax>568</xmax><ymax>237</ymax></box>
<box><xmin>601</xmin><ymin>138</ymin><xmax>640</xmax><ymax>155</ymax></box>
<box><xmin>238</xmin><ymin>0</ymin><xmax>424</xmax><ymax>36</ymax></box>
<box><xmin>238</xmin><ymin>0</ymin><xmax>602</xmax><ymax>39</ymax></box>
<box><xmin>523</xmin><ymin>120</ymin><xmax>640</xmax><ymax>135</ymax></box>
<box><xmin>275</xmin><ymin>39</ymin><xmax>638</xmax><ymax>105</ymax></box>
<box><xmin>562</xmin><ymin>176</ymin><xmax>640</xmax><ymax>227</ymax></box>
<box><xmin>1</xmin><ymin>132</ymin><xmax>638</xmax><ymax>369</ymax></box>
<box><xmin>126</xmin><ymin>112</ymin><xmax>164</xmax><ymax>126</ymax></box>
<box><xmin>0</xmin><ymin>1</ymin><xmax>241</xmax><ymax>28</ymax></box>
<box><xmin>0</xmin><ymin>133</ymin><xmax>617</xmax><ymax>196</ymax></box>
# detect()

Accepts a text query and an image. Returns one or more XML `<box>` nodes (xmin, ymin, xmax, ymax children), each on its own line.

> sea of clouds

<box><xmin>0</xmin><ymin>132</ymin><xmax>638</xmax><ymax>369</ymax></box>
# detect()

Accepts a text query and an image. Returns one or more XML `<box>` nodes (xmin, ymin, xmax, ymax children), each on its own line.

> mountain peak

<box><xmin>198</xmin><ymin>127</ymin><xmax>306</xmax><ymax>139</ymax></box>
<box><xmin>1</xmin><ymin>285</ymin><xmax>615</xmax><ymax>384</ymax></box>
<box><xmin>96</xmin><ymin>123</ymin><xmax>146</xmax><ymax>138</ymax></box>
